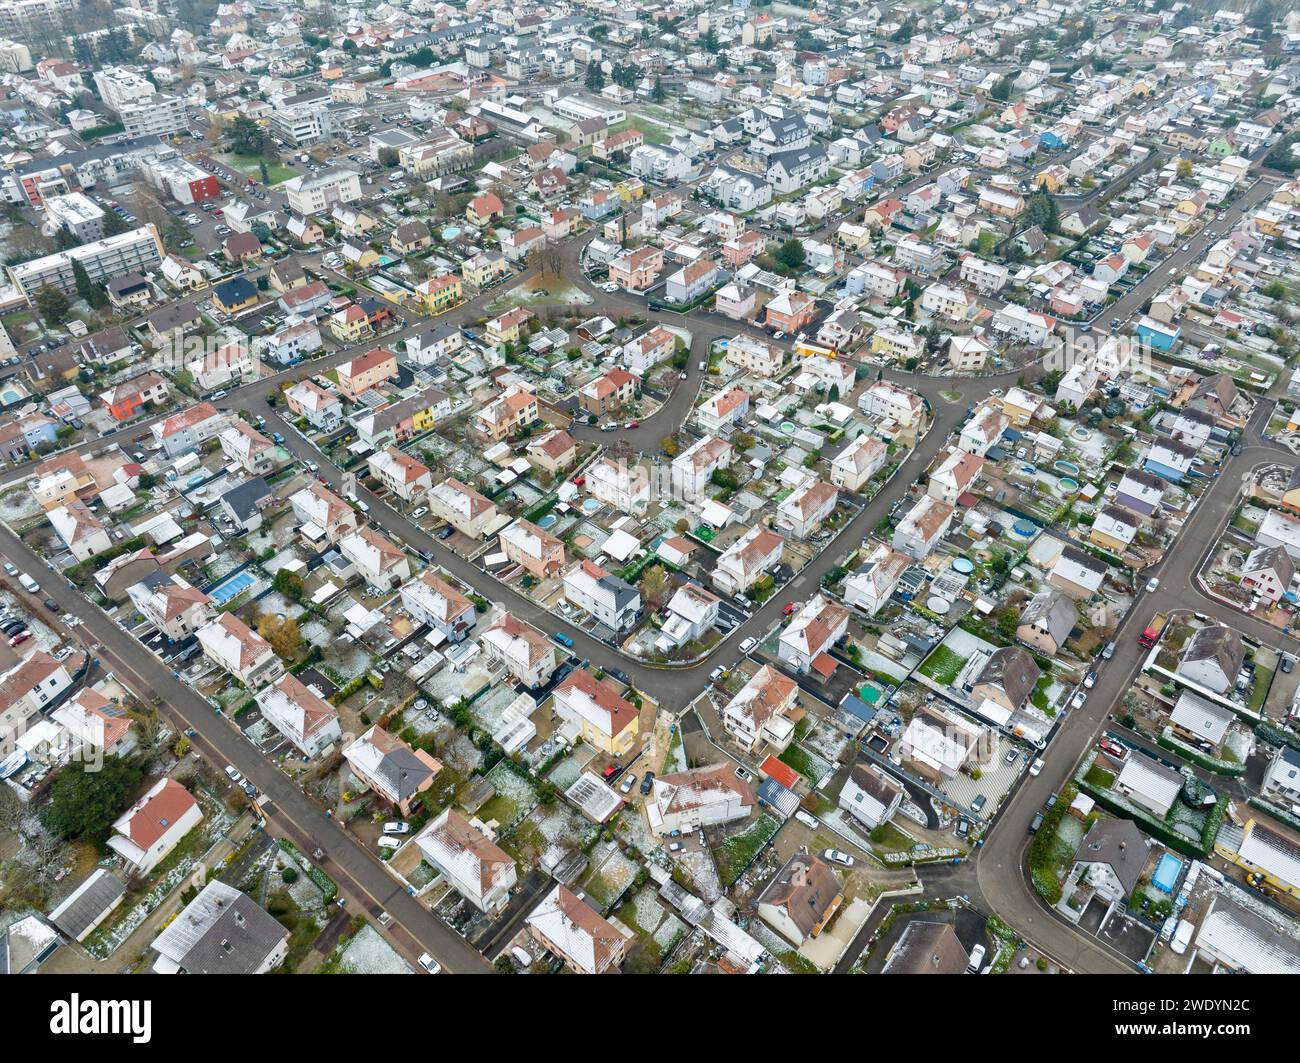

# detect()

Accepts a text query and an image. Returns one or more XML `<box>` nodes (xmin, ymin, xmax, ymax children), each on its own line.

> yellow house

<box><xmin>462</xmin><ymin>252</ymin><xmax>509</xmax><ymax>289</ymax></box>
<box><xmin>1215</xmin><ymin>818</ymin><xmax>1300</xmax><ymax>904</ymax></box>
<box><xmin>1035</xmin><ymin>165</ymin><xmax>1069</xmax><ymax>192</ymax></box>
<box><xmin>342</xmin><ymin>243</ymin><xmax>381</xmax><ymax>270</ymax></box>
<box><xmin>486</xmin><ymin>307</ymin><xmax>532</xmax><ymax>348</ymax></box>
<box><xmin>418</xmin><ymin>273</ymin><xmax>463</xmax><ymax>314</ymax></box>
<box><xmin>211</xmin><ymin>277</ymin><xmax>259</xmax><ymax>315</ymax></box>
<box><xmin>615</xmin><ymin>178</ymin><xmax>645</xmax><ymax>203</ymax></box>
<box><xmin>553</xmin><ymin>667</ymin><xmax>640</xmax><ymax>757</ymax></box>
<box><xmin>329</xmin><ymin>304</ymin><xmax>373</xmax><ymax>343</ymax></box>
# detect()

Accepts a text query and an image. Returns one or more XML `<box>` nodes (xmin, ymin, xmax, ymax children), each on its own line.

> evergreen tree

<box><xmin>72</xmin><ymin>260</ymin><xmax>107</xmax><ymax>309</ymax></box>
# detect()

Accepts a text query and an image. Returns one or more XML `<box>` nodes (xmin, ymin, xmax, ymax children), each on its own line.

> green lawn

<box><xmin>221</xmin><ymin>153</ymin><xmax>298</xmax><ymax>185</ymax></box>
<box><xmin>712</xmin><ymin>813</ymin><xmax>780</xmax><ymax>885</ymax></box>
<box><xmin>918</xmin><ymin>646</ymin><xmax>967</xmax><ymax>685</ymax></box>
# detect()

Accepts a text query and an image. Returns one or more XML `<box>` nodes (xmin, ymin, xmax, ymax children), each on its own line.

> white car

<box><xmin>601</xmin><ymin>281</ymin><xmax>619</xmax><ymax>293</ymax></box>
<box><xmin>1029</xmin><ymin>758</ymin><xmax>1045</xmax><ymax>777</ymax></box>
<box><xmin>417</xmin><ymin>953</ymin><xmax>441</xmax><ymax>973</ymax></box>
<box><xmin>224</xmin><ymin>765</ymin><xmax>243</xmax><ymax>784</ymax></box>
<box><xmin>383</xmin><ymin>822</ymin><xmax>410</xmax><ymax>835</ymax></box>
<box><xmin>739</xmin><ymin>636</ymin><xmax>758</xmax><ymax>654</ymax></box>
<box><xmin>1146</xmin><ymin>577</ymin><xmax>1160</xmax><ymax>593</ymax></box>
<box><xmin>822</xmin><ymin>848</ymin><xmax>855</xmax><ymax>867</ymax></box>
<box><xmin>619</xmin><ymin>773</ymin><xmax>637</xmax><ymax>794</ymax></box>
<box><xmin>411</xmin><ymin>506</ymin><xmax>428</xmax><ymax>520</ymax></box>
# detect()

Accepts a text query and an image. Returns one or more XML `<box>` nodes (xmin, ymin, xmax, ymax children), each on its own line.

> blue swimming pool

<box><xmin>1152</xmin><ymin>852</ymin><xmax>1183</xmax><ymax>894</ymax></box>
<box><xmin>209</xmin><ymin>569</ymin><xmax>256</xmax><ymax>605</ymax></box>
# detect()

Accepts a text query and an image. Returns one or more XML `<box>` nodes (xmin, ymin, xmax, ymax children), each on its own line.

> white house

<box><xmin>843</xmin><ymin>543</ymin><xmax>910</xmax><ymax>616</ymax></box>
<box><xmin>644</xmin><ymin>763</ymin><xmax>754</xmax><ymax>836</ymax></box>
<box><xmin>838</xmin><ymin>763</ymin><xmax>904</xmax><ymax>829</ymax></box>
<box><xmin>197</xmin><ymin>613</ymin><xmax>284</xmax><ymax>689</ymax></box>
<box><xmin>417</xmin><ymin>808</ymin><xmax>517</xmax><ymax>914</ymax></box>
<box><xmin>108</xmin><ymin>778</ymin><xmax>203</xmax><ymax>876</ymax></box>
<box><xmin>255</xmin><ymin>673</ymin><xmax>341</xmax><ymax>758</ymax></box>
<box><xmin>778</xmin><ymin>594</ymin><xmax>850</xmax><ymax>674</ymax></box>
<box><xmin>562</xmin><ymin>560</ymin><xmax>641</xmax><ymax>632</ymax></box>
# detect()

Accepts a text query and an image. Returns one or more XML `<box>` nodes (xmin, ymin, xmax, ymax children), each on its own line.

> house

<box><xmin>368</xmin><ymin>446</ymin><xmax>432</xmax><ymax>502</ymax></box>
<box><xmin>579</xmin><ymin>368</ymin><xmax>640</xmax><ymax>417</ymax></box>
<box><xmin>776</xmin><ymin>478</ymin><xmax>838</xmax><ymax>538</ymax></box>
<box><xmin>220</xmin><ymin>478</ymin><xmax>272</xmax><ymax>534</ymax></box>
<box><xmin>197</xmin><ymin>614</ymin><xmax>284</xmax><ymax>689</ymax></box>
<box><xmin>927</xmin><ymin>449</ymin><xmax>983</xmax><ymax>506</ymax></box>
<box><xmin>764</xmin><ymin>290</ymin><xmax>816</xmax><ymax>334</ymax></box>
<box><xmin>893</xmin><ymin>495</ymin><xmax>954</xmax><ymax>560</ymax></box>
<box><xmin>526</xmin><ymin>430</ymin><xmax>576</xmax><ymax>477</ymax></box>
<box><xmin>1089</xmin><ymin>506</ymin><xmax>1138</xmax><ymax>555</ymax></box>
<box><xmin>671</xmin><ymin>435</ymin><xmax>733</xmax><ymax>501</ymax></box>
<box><xmin>343</xmin><ymin>724</ymin><xmax>442</xmax><ymax>816</ymax></box>
<box><xmin>284</xmin><ymin>379</ymin><xmax>342</xmax><ymax>431</ymax></box>
<box><xmin>417</xmin><ymin>808</ymin><xmax>516</xmax><ymax>914</ymax></box>
<box><xmin>586</xmin><ymin>458</ymin><xmax>650</xmax><ymax>515</ymax></box>
<box><xmin>1116</xmin><ymin>754</ymin><xmax>1184</xmax><ymax>818</ymax></box>
<box><xmin>778</xmin><ymin>594</ymin><xmax>850</xmax><ymax>675</ymax></box>
<box><xmin>0</xmin><ymin>651</ymin><xmax>74</xmax><ymax>756</ymax></box>
<box><xmin>655</xmin><ymin>582</ymin><xmax>721</xmax><ymax>654</ymax></box>
<box><xmin>150</xmin><ymin>881</ymin><xmax>288</xmax><ymax>974</ymax></box>
<box><xmin>289</xmin><ymin>481</ymin><xmax>357</xmax><ymax>542</ymax></box>
<box><xmin>354</xmin><ymin>387</ymin><xmax>451</xmax><ymax>450</ymax></box>
<box><xmin>336</xmin><ymin>347</ymin><xmax>398</xmax><ymax>400</ymax></box>
<box><xmin>722</xmin><ymin>664</ymin><xmax>799</xmax><ymax>755</ymax></box>
<box><xmin>1169</xmin><ymin>690</ymin><xmax>1235</xmax><ymax>749</ymax></box>
<box><xmin>665</xmin><ymin>257</ymin><xmax>722</xmax><ymax>305</ymax></box>
<box><xmin>620</xmin><ymin>326</ymin><xmax>676</xmax><ymax>376</ymax></box>
<box><xmin>1263</xmin><ymin>746</ymin><xmax>1300</xmax><ymax>806</ymax></box>
<box><xmin>109</xmin><ymin>778</ymin><xmax>203</xmax><ymax>876</ymax></box>
<box><xmin>843</xmin><ymin>544</ymin><xmax>910</xmax><ymax>617</ymax></box>
<box><xmin>714</xmin><ymin>527</ymin><xmax>784</xmax><ymax>596</ymax></box>
<box><xmin>340</xmin><ymin>526</ymin><xmax>411</xmax><ymax>590</ymax></box>
<box><xmin>101</xmin><ymin>372</ymin><xmax>168</xmax><ymax>422</ymax></box>
<box><xmin>757</xmin><ymin>854</ymin><xmax>842</xmax><ymax>946</ymax></box>
<box><xmin>959</xmin><ymin>405</ymin><xmax>1008</xmax><ymax>457</ymax></box>
<box><xmin>1241</xmin><ymin>545</ymin><xmax>1295</xmax><ymax>604</ymax></box>
<box><xmin>1144</xmin><ymin>435</ymin><xmax>1197</xmax><ymax>484</ymax></box>
<box><xmin>1048</xmin><ymin>544</ymin><xmax>1107</xmax><ymax>600</ymax></box>
<box><xmin>830</xmin><ymin>434</ymin><xmax>887</xmax><ymax>491</ymax></box>
<box><xmin>500</xmin><ymin>518</ymin><xmax>565</xmax><ymax>579</ymax></box>
<box><xmin>644</xmin><ymin>763</ymin><xmax>754</xmax><ymax>837</ymax></box>
<box><xmin>466</xmin><ymin>191</ymin><xmax>505</xmax><ymax>226</ymax></box>
<box><xmin>899</xmin><ymin>706</ymin><xmax>982</xmax><ymax>783</ymax></box>
<box><xmin>881</xmin><ymin>920</ymin><xmax>970</xmax><ymax>975</ymax></box>
<box><xmin>1115</xmin><ymin>469</ymin><xmax>1165</xmax><ymax>519</ymax></box>
<box><xmin>481</xmin><ymin>614</ymin><xmax>560</xmax><ymax>689</ymax></box>
<box><xmin>473</xmin><ymin>386</ymin><xmax>538</xmax><ymax>442</ymax></box>
<box><xmin>255</xmin><ymin>673</ymin><xmax>341</xmax><ymax>758</ymax></box>
<box><xmin>48</xmin><ymin>501</ymin><xmax>112</xmax><ymax>561</ymax></box>
<box><xmin>400</xmin><ymin>570</ymin><xmax>476</xmax><ymax>645</ymax></box>
<box><xmin>127</xmin><ymin>573</ymin><xmax>212</xmax><ymax>642</ymax></box>
<box><xmin>1176</xmin><ymin>625</ymin><xmax>1244</xmax><ymax>695</ymax></box>
<box><xmin>1072</xmin><ymin>819</ymin><xmax>1150</xmax><ymax>903</ymax></box>
<box><xmin>211</xmin><ymin>276</ymin><xmax>259</xmax><ymax>315</ymax></box>
<box><xmin>562</xmin><ymin>560</ymin><xmax>641</xmax><ymax>632</ymax></box>
<box><xmin>607</xmin><ymin>245</ymin><xmax>664</xmax><ymax>292</ymax></box>
<box><xmin>331</xmin><ymin>304</ymin><xmax>371</xmax><ymax>342</ymax></box>
<box><xmin>219</xmin><ymin>421</ymin><xmax>278</xmax><ymax>476</ymax></box>
<box><xmin>428</xmin><ymin>477</ymin><xmax>497</xmax><ymax>539</ymax></box>
<box><xmin>1257</xmin><ymin>509</ymin><xmax>1300</xmax><ymax>561</ymax></box>
<box><xmin>839</xmin><ymin>763</ymin><xmax>904</xmax><ymax>830</ymax></box>
<box><xmin>390</xmin><ymin>218</ymin><xmax>432</xmax><ymax>254</ymax></box>
<box><xmin>859</xmin><ymin>382</ymin><xmax>926</xmax><ymax>429</ymax></box>
<box><xmin>965</xmin><ymin>645</ymin><xmax>1040</xmax><ymax>715</ymax></box>
<box><xmin>1016</xmin><ymin>589</ymin><xmax>1076</xmax><ymax>656</ymax></box>
<box><xmin>553</xmin><ymin>666</ymin><xmax>639</xmax><ymax>757</ymax></box>
<box><xmin>697</xmin><ymin>386</ymin><xmax>751</xmax><ymax>436</ymax></box>
<box><xmin>416</xmin><ymin>273</ymin><xmax>463</xmax><ymax>315</ymax></box>
<box><xmin>527</xmin><ymin>884</ymin><xmax>632</xmax><ymax>974</ymax></box>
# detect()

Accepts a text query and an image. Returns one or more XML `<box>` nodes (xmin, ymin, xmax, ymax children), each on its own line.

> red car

<box><xmin>573</xmin><ymin>475</ymin><xmax>585</xmax><ymax>487</ymax></box>
<box><xmin>9</xmin><ymin>631</ymin><xmax>30</xmax><ymax>647</ymax></box>
<box><xmin>1098</xmin><ymin>737</ymin><xmax>1125</xmax><ymax>759</ymax></box>
<box><xmin>782</xmin><ymin>601</ymin><xmax>796</xmax><ymax>617</ymax></box>
<box><xmin>601</xmin><ymin>763</ymin><xmax>621</xmax><ymax>781</ymax></box>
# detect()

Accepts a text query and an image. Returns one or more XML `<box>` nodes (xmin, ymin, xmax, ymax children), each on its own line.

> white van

<box><xmin>966</xmin><ymin>944</ymin><xmax>986</xmax><ymax>973</ymax></box>
<box><xmin>793</xmin><ymin>809</ymin><xmax>820</xmax><ymax>829</ymax></box>
<box><xmin>17</xmin><ymin>573</ymin><xmax>39</xmax><ymax>594</ymax></box>
<box><xmin>510</xmin><ymin>946</ymin><xmax>534</xmax><ymax>969</ymax></box>
<box><xmin>377</xmin><ymin>836</ymin><xmax>402</xmax><ymax>850</ymax></box>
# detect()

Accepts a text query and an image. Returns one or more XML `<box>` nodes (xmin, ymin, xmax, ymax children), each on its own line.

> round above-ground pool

<box><xmin>1053</xmin><ymin>459</ymin><xmax>1081</xmax><ymax>476</ymax></box>
<box><xmin>1071</xmin><ymin>426</ymin><xmax>1092</xmax><ymax>441</ymax></box>
<box><xmin>926</xmin><ymin>595</ymin><xmax>951</xmax><ymax>614</ymax></box>
<box><xmin>1058</xmin><ymin>476</ymin><xmax>1080</xmax><ymax>493</ymax></box>
<box><xmin>1011</xmin><ymin>520</ymin><xmax>1037</xmax><ymax>538</ymax></box>
<box><xmin>536</xmin><ymin>513</ymin><xmax>558</xmax><ymax>529</ymax></box>
<box><xmin>952</xmin><ymin>557</ymin><xmax>974</xmax><ymax>574</ymax></box>
<box><xmin>441</xmin><ymin>225</ymin><xmax>462</xmax><ymax>240</ymax></box>
<box><xmin>780</xmin><ymin>421</ymin><xmax>797</xmax><ymax>434</ymax></box>
<box><xmin>581</xmin><ymin>497</ymin><xmax>602</xmax><ymax>514</ymax></box>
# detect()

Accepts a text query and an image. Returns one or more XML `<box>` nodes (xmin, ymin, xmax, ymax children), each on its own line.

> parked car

<box><xmin>739</xmin><ymin>636</ymin><xmax>758</xmax><ymax>654</ymax></box>
<box><xmin>1029</xmin><ymin>758</ymin><xmax>1045</xmax><ymax>777</ymax></box>
<box><xmin>224</xmin><ymin>765</ymin><xmax>243</xmax><ymax>784</ymax></box>
<box><xmin>639</xmin><ymin>771</ymin><xmax>655</xmax><ymax>796</ymax></box>
<box><xmin>552</xmin><ymin>631</ymin><xmax>574</xmax><ymax>649</ymax></box>
<box><xmin>822</xmin><ymin>848</ymin><xmax>855</xmax><ymax>867</ymax></box>
<box><xmin>966</xmin><ymin>944</ymin><xmax>986</xmax><ymax>973</ymax></box>
<box><xmin>1044</xmin><ymin>792</ymin><xmax>1059</xmax><ymax>810</ymax></box>
<box><xmin>2</xmin><ymin>562</ymin><xmax>15</xmax><ymax>576</ymax></box>
<box><xmin>1083</xmin><ymin>671</ymin><xmax>1097</xmax><ymax>689</ymax></box>
<box><xmin>1283</xmin><ymin>656</ymin><xmax>1295</xmax><ymax>674</ymax></box>
<box><xmin>1004</xmin><ymin>748</ymin><xmax>1018</xmax><ymax>764</ymax></box>
<box><xmin>619</xmin><ymin>773</ymin><xmax>637</xmax><ymax>794</ymax></box>
<box><xmin>42</xmin><ymin>598</ymin><xmax>58</xmax><ymax>611</ymax></box>
<box><xmin>1102</xmin><ymin>642</ymin><xmax>1116</xmax><ymax>660</ymax></box>
<box><xmin>1029</xmin><ymin>812</ymin><xmax>1044</xmax><ymax>833</ymax></box>
<box><xmin>601</xmin><ymin>763</ymin><xmax>622</xmax><ymax>781</ymax></box>
<box><xmin>668</xmin><ymin>841</ymin><xmax>683</xmax><ymax>852</ymax></box>
<box><xmin>383</xmin><ymin>822</ymin><xmax>410</xmax><ymax>835</ymax></box>
<box><xmin>411</xmin><ymin>507</ymin><xmax>428</xmax><ymax>520</ymax></box>
<box><xmin>1145</xmin><ymin>577</ymin><xmax>1160</xmax><ymax>593</ymax></box>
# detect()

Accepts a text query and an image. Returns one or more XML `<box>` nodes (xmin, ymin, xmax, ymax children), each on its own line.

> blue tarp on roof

<box><xmin>1002</xmin><ymin>427</ymin><xmax>1023</xmax><ymax>442</ymax></box>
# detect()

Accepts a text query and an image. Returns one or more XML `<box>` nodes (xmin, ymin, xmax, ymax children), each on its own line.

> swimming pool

<box><xmin>1053</xmin><ymin>460</ymin><xmax>1081</xmax><ymax>476</ymax></box>
<box><xmin>1152</xmin><ymin>852</ymin><xmax>1183</xmax><ymax>894</ymax></box>
<box><xmin>536</xmin><ymin>513</ymin><xmax>558</xmax><ymax>529</ymax></box>
<box><xmin>441</xmin><ymin>226</ymin><xmax>462</xmax><ymax>240</ymax></box>
<box><xmin>581</xmin><ymin>498</ymin><xmax>601</xmax><ymax>514</ymax></box>
<box><xmin>209</xmin><ymin>569</ymin><xmax>256</xmax><ymax>606</ymax></box>
<box><xmin>1058</xmin><ymin>476</ymin><xmax>1080</xmax><ymax>493</ymax></box>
